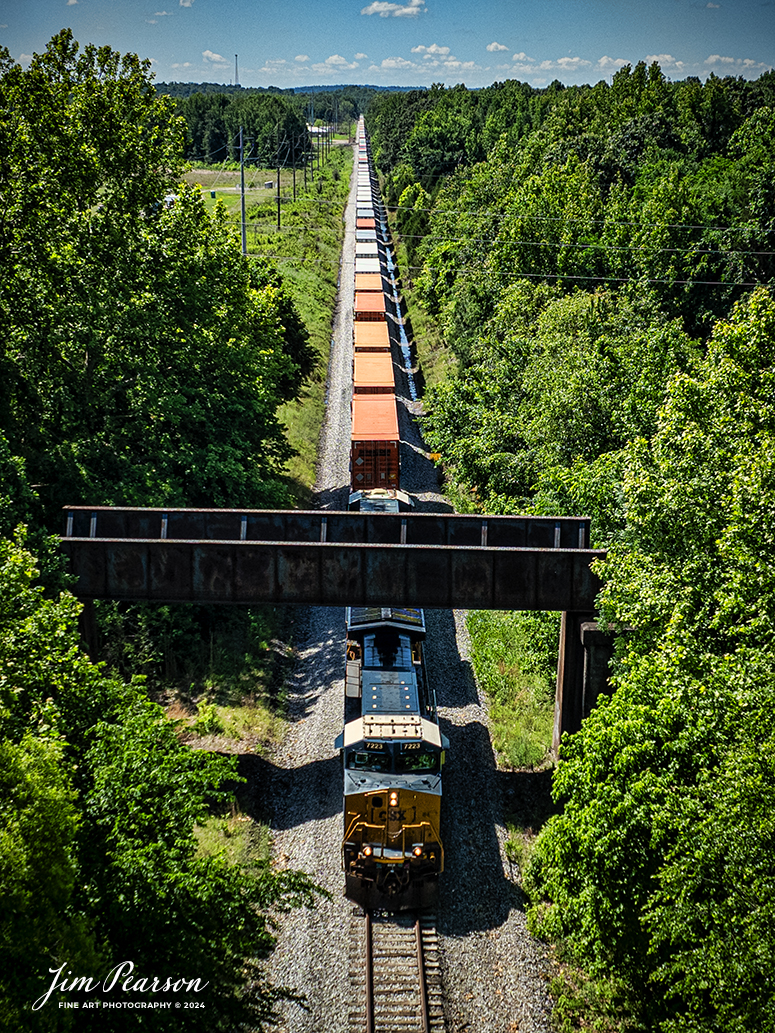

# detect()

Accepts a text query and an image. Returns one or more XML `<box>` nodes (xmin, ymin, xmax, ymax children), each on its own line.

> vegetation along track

<box><xmin>348</xmin><ymin>910</ymin><xmax>444</xmax><ymax>1033</ymax></box>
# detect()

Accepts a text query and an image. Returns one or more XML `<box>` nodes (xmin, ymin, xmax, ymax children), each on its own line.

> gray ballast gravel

<box><xmin>265</xmin><ymin>144</ymin><xmax>554</xmax><ymax>1033</ymax></box>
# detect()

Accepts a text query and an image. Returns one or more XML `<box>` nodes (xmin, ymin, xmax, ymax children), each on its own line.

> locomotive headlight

<box><xmin>363</xmin><ymin>845</ymin><xmax>373</xmax><ymax>857</ymax></box>
<box><xmin>412</xmin><ymin>846</ymin><xmax>423</xmax><ymax>857</ymax></box>
<box><xmin>389</xmin><ymin>791</ymin><xmax>399</xmax><ymax>806</ymax></box>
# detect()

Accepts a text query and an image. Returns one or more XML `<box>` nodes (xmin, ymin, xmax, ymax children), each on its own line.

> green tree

<box><xmin>0</xmin><ymin>534</ymin><xmax>319</xmax><ymax>1031</ymax></box>
<box><xmin>525</xmin><ymin>289</ymin><xmax>775</xmax><ymax>1032</ymax></box>
<box><xmin>0</xmin><ymin>32</ymin><xmax>311</xmax><ymax>527</ymax></box>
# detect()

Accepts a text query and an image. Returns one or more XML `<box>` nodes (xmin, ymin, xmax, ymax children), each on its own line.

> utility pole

<box><xmin>292</xmin><ymin>133</ymin><xmax>296</xmax><ymax>201</ymax></box>
<box><xmin>276</xmin><ymin>123</ymin><xmax>281</xmax><ymax>231</ymax></box>
<box><xmin>235</xmin><ymin>54</ymin><xmax>239</xmax><ymax>86</ymax></box>
<box><xmin>240</xmin><ymin>125</ymin><xmax>247</xmax><ymax>256</ymax></box>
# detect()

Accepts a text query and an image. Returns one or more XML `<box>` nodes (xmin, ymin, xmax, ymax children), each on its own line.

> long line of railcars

<box><xmin>336</xmin><ymin>118</ymin><xmax>448</xmax><ymax>911</ymax></box>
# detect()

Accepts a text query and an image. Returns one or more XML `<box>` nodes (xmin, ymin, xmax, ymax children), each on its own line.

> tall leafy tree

<box><xmin>0</xmin><ymin>533</ymin><xmax>318</xmax><ymax>1032</ymax></box>
<box><xmin>0</xmin><ymin>31</ymin><xmax>311</xmax><ymax>526</ymax></box>
<box><xmin>525</xmin><ymin>289</ymin><xmax>775</xmax><ymax>1032</ymax></box>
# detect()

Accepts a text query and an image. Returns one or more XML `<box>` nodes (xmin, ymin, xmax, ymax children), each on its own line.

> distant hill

<box><xmin>155</xmin><ymin>82</ymin><xmax>423</xmax><ymax>99</ymax></box>
<box><xmin>293</xmin><ymin>85</ymin><xmax>422</xmax><ymax>93</ymax></box>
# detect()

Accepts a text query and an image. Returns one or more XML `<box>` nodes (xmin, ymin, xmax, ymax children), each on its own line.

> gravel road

<box><xmin>265</xmin><ymin>146</ymin><xmax>554</xmax><ymax>1033</ymax></box>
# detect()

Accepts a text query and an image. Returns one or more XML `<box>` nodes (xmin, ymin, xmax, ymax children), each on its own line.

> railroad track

<box><xmin>348</xmin><ymin>909</ymin><xmax>445</xmax><ymax>1033</ymax></box>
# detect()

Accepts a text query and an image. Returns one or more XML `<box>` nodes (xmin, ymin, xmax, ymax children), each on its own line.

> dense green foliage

<box><xmin>369</xmin><ymin>66</ymin><xmax>775</xmax><ymax>1031</ymax></box>
<box><xmin>169</xmin><ymin>85</ymin><xmax>380</xmax><ymax>163</ymax></box>
<box><xmin>0</xmin><ymin>536</ymin><xmax>317</xmax><ymax>1031</ymax></box>
<box><xmin>0</xmin><ymin>32</ymin><xmax>321</xmax><ymax>1029</ymax></box>
<box><xmin>177</xmin><ymin>91</ymin><xmax>311</xmax><ymax>164</ymax></box>
<box><xmin>0</xmin><ymin>30</ymin><xmax>311</xmax><ymax>536</ymax></box>
<box><xmin>525</xmin><ymin>290</ymin><xmax>775</xmax><ymax>1032</ymax></box>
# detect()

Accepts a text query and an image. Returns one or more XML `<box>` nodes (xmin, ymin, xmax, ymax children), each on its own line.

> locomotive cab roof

<box><xmin>335</xmin><ymin>715</ymin><xmax>445</xmax><ymax>750</ymax></box>
<box><xmin>346</xmin><ymin>605</ymin><xmax>425</xmax><ymax>637</ymax></box>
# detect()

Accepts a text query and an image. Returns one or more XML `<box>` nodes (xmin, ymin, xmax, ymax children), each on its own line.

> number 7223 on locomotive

<box><xmin>334</xmin><ymin>605</ymin><xmax>449</xmax><ymax>910</ymax></box>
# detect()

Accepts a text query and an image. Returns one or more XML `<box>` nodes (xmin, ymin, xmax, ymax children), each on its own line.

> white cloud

<box><xmin>179</xmin><ymin>0</ymin><xmax>194</xmax><ymax>7</ymax></box>
<box><xmin>203</xmin><ymin>49</ymin><xmax>226</xmax><ymax>62</ymax></box>
<box><xmin>361</xmin><ymin>0</ymin><xmax>425</xmax><ymax>17</ymax></box>
<box><xmin>310</xmin><ymin>54</ymin><xmax>360</xmax><ymax>73</ymax></box>
<box><xmin>155</xmin><ymin>10</ymin><xmax>173</xmax><ymax>14</ymax></box>
<box><xmin>19</xmin><ymin>53</ymin><xmax>33</xmax><ymax>64</ymax></box>
<box><xmin>171</xmin><ymin>61</ymin><xmax>193</xmax><ymax>68</ymax></box>
<box><xmin>706</xmin><ymin>2</ymin><xmax>720</xmax><ymax>6</ymax></box>
<box><xmin>326</xmin><ymin>53</ymin><xmax>359</xmax><ymax>68</ymax></box>
<box><xmin>645</xmin><ymin>53</ymin><xmax>683</xmax><ymax>69</ymax></box>
<box><xmin>265</xmin><ymin>59</ymin><xmax>287</xmax><ymax>66</ymax></box>
<box><xmin>443</xmin><ymin>59</ymin><xmax>480</xmax><ymax>71</ymax></box>
<box><xmin>487</xmin><ymin>41</ymin><xmax>508</xmax><ymax>52</ymax></box>
<box><xmin>67</xmin><ymin>0</ymin><xmax>78</xmax><ymax>6</ymax></box>
<box><xmin>295</xmin><ymin>54</ymin><xmax>310</xmax><ymax>62</ymax></box>
<box><xmin>705</xmin><ymin>53</ymin><xmax>771</xmax><ymax>71</ymax></box>
<box><xmin>597</xmin><ymin>55</ymin><xmax>629</xmax><ymax>71</ymax></box>
<box><xmin>512</xmin><ymin>52</ymin><xmax>532</xmax><ymax>62</ymax></box>
<box><xmin>354</xmin><ymin>52</ymin><xmax>368</xmax><ymax>59</ymax></box>
<box><xmin>379</xmin><ymin>55</ymin><xmax>418</xmax><ymax>69</ymax></box>
<box><xmin>556</xmin><ymin>56</ymin><xmax>591</xmax><ymax>69</ymax></box>
<box><xmin>412</xmin><ymin>43</ymin><xmax>450</xmax><ymax>56</ymax></box>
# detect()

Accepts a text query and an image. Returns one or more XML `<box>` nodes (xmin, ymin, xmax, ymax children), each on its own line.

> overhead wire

<box><xmin>183</xmin><ymin>145</ymin><xmax>773</xmax><ymax>288</ymax></box>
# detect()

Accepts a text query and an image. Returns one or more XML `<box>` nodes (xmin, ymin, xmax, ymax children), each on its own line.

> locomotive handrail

<box><xmin>343</xmin><ymin>817</ymin><xmax>442</xmax><ymax>860</ymax></box>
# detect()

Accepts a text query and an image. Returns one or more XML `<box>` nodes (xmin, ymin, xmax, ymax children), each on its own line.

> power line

<box><xmin>402</xmin><ymin>264</ymin><xmax>769</xmax><ymax>288</ymax></box>
<box><xmin>386</xmin><ymin>232</ymin><xmax>775</xmax><ymax>259</ymax></box>
<box><xmin>379</xmin><ymin>200</ymin><xmax>775</xmax><ymax>236</ymax></box>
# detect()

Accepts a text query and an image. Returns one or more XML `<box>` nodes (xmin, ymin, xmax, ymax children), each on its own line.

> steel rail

<box><xmin>415</xmin><ymin>914</ymin><xmax>430</xmax><ymax>1033</ymax></box>
<box><xmin>365</xmin><ymin>911</ymin><xmax>375</xmax><ymax>1033</ymax></box>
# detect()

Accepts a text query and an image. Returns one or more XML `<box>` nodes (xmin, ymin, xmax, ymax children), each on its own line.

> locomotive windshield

<box><xmin>347</xmin><ymin>749</ymin><xmax>392</xmax><ymax>773</ymax></box>
<box><xmin>346</xmin><ymin>744</ymin><xmax>439</xmax><ymax>774</ymax></box>
<box><xmin>396</xmin><ymin>750</ymin><xmax>438</xmax><ymax>773</ymax></box>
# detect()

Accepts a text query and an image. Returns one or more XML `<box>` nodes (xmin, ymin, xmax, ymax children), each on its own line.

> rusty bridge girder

<box><xmin>61</xmin><ymin>507</ymin><xmax>605</xmax><ymax>611</ymax></box>
<box><xmin>62</xmin><ymin>507</ymin><xmax>610</xmax><ymax>752</ymax></box>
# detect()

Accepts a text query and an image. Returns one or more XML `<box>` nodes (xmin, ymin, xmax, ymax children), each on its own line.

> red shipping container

<box><xmin>351</xmin><ymin>395</ymin><xmax>400</xmax><ymax>491</ymax></box>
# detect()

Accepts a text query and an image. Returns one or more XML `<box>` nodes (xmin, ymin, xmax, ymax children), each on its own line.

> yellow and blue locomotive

<box><xmin>335</xmin><ymin>604</ymin><xmax>448</xmax><ymax>910</ymax></box>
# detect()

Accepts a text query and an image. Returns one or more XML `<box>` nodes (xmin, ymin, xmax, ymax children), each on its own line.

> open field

<box><xmin>185</xmin><ymin>144</ymin><xmax>353</xmax><ymax>498</ymax></box>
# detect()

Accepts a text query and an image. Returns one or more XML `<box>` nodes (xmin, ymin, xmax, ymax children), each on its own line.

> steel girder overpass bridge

<box><xmin>62</xmin><ymin>506</ymin><xmax>610</xmax><ymax>752</ymax></box>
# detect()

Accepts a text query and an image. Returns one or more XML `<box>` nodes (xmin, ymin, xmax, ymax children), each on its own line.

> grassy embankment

<box><xmin>185</xmin><ymin>138</ymin><xmax>353</xmax><ymax>499</ymax></box>
<box><xmin>146</xmin><ymin>143</ymin><xmax>353</xmax><ymax>860</ymax></box>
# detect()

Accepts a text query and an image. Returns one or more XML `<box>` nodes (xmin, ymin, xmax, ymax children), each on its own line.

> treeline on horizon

<box><xmin>367</xmin><ymin>65</ymin><xmax>775</xmax><ymax>1032</ymax></box>
<box><xmin>157</xmin><ymin>82</ymin><xmax>381</xmax><ymax>163</ymax></box>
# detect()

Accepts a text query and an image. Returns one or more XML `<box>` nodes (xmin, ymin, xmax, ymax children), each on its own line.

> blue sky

<box><xmin>1</xmin><ymin>0</ymin><xmax>772</xmax><ymax>89</ymax></box>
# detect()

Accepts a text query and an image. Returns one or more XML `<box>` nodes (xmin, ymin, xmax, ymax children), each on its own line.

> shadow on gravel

<box><xmin>399</xmin><ymin>435</ymin><xmax>451</xmax><ymax>503</ymax></box>
<box><xmin>437</xmin><ymin>718</ymin><xmax>523</xmax><ymax>934</ymax></box>
<box><xmin>314</xmin><ymin>485</ymin><xmax>350</xmax><ymax>510</ymax></box>
<box><xmin>422</xmin><ymin>608</ymin><xmax>550</xmax><ymax>934</ymax></box>
<box><xmin>497</xmin><ymin>767</ymin><xmax>557</xmax><ymax>832</ymax></box>
<box><xmin>236</xmin><ymin>752</ymin><xmax>342</xmax><ymax>830</ymax></box>
<box><xmin>424</xmin><ymin>608</ymin><xmax>479</xmax><ymax>709</ymax></box>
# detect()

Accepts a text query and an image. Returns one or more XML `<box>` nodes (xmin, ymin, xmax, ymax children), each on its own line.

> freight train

<box><xmin>334</xmin><ymin>118</ymin><xmax>448</xmax><ymax>910</ymax></box>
